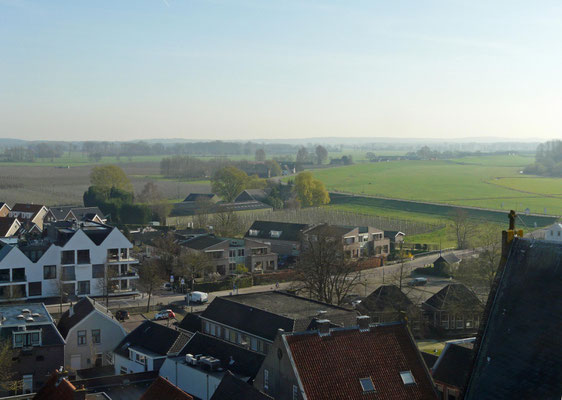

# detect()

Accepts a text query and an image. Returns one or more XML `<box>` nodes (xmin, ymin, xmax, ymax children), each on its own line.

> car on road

<box><xmin>185</xmin><ymin>291</ymin><xmax>208</xmax><ymax>304</ymax></box>
<box><xmin>115</xmin><ymin>310</ymin><xmax>129</xmax><ymax>321</ymax></box>
<box><xmin>407</xmin><ymin>277</ymin><xmax>428</xmax><ymax>286</ymax></box>
<box><xmin>162</xmin><ymin>283</ymin><xmax>172</xmax><ymax>291</ymax></box>
<box><xmin>154</xmin><ymin>309</ymin><xmax>176</xmax><ymax>320</ymax></box>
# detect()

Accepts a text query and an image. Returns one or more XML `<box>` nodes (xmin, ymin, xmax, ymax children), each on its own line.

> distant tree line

<box><xmin>524</xmin><ymin>140</ymin><xmax>562</xmax><ymax>177</ymax></box>
<box><xmin>406</xmin><ymin>146</ymin><xmax>476</xmax><ymax>160</ymax></box>
<box><xmin>1</xmin><ymin>143</ymin><xmax>66</xmax><ymax>162</ymax></box>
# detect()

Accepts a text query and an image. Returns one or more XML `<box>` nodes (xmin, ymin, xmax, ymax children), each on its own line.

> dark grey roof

<box><xmin>465</xmin><ymin>238</ymin><xmax>562</xmax><ymax>400</ymax></box>
<box><xmin>177</xmin><ymin>313</ymin><xmax>202</xmax><ymax>334</ymax></box>
<box><xmin>245</xmin><ymin>220</ymin><xmax>309</xmax><ymax>242</ymax></box>
<box><xmin>423</xmin><ymin>283</ymin><xmax>482</xmax><ymax>311</ymax></box>
<box><xmin>0</xmin><ymin>324</ymin><xmax>65</xmax><ymax>346</ymax></box>
<box><xmin>201</xmin><ymin>291</ymin><xmax>357</xmax><ymax>341</ymax></box>
<box><xmin>234</xmin><ymin>189</ymin><xmax>269</xmax><ymax>203</ymax></box>
<box><xmin>114</xmin><ymin>321</ymin><xmax>189</xmax><ymax>358</ymax></box>
<box><xmin>432</xmin><ymin>343</ymin><xmax>474</xmax><ymax>389</ymax></box>
<box><xmin>49</xmin><ymin>206</ymin><xmax>102</xmax><ymax>221</ymax></box>
<box><xmin>210</xmin><ymin>371</ymin><xmax>273</xmax><ymax>400</ymax></box>
<box><xmin>183</xmin><ymin>193</ymin><xmax>217</xmax><ymax>202</ymax></box>
<box><xmin>304</xmin><ymin>224</ymin><xmax>355</xmax><ymax>237</ymax></box>
<box><xmin>57</xmin><ymin>296</ymin><xmax>111</xmax><ymax>338</ymax></box>
<box><xmin>434</xmin><ymin>252</ymin><xmax>461</xmax><ymax>265</ymax></box>
<box><xmin>179</xmin><ymin>332</ymin><xmax>265</xmax><ymax>378</ymax></box>
<box><xmin>421</xmin><ymin>352</ymin><xmax>439</xmax><ymax>369</ymax></box>
<box><xmin>384</xmin><ymin>230</ymin><xmax>405</xmax><ymax>239</ymax></box>
<box><xmin>356</xmin><ymin>285</ymin><xmax>414</xmax><ymax>314</ymax></box>
<box><xmin>181</xmin><ymin>235</ymin><xmax>228</xmax><ymax>250</ymax></box>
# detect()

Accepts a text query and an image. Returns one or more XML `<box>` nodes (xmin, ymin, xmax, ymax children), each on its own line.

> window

<box><xmin>237</xmin><ymin>249</ymin><xmax>245</xmax><ymax>257</ymax></box>
<box><xmin>62</xmin><ymin>266</ymin><xmax>75</xmax><ymax>281</ymax></box>
<box><xmin>12</xmin><ymin>268</ymin><xmax>25</xmax><ymax>281</ymax></box>
<box><xmin>270</xmin><ymin>230</ymin><xmax>282</xmax><ymax>238</ymax></box>
<box><xmin>456</xmin><ymin>315</ymin><xmax>464</xmax><ymax>329</ymax></box>
<box><xmin>204</xmin><ymin>321</ymin><xmax>210</xmax><ymax>333</ymax></box>
<box><xmin>108</xmin><ymin>249</ymin><xmax>119</xmax><ymax>261</ymax></box>
<box><xmin>92</xmin><ymin>264</ymin><xmax>104</xmax><ymax>279</ymax></box>
<box><xmin>120</xmin><ymin>366</ymin><xmax>128</xmax><ymax>375</ymax></box>
<box><xmin>441</xmin><ymin>313</ymin><xmax>449</xmax><ymax>329</ymax></box>
<box><xmin>43</xmin><ymin>265</ymin><xmax>56</xmax><ymax>280</ymax></box>
<box><xmin>76</xmin><ymin>249</ymin><xmax>90</xmax><ymax>264</ymax></box>
<box><xmin>250</xmin><ymin>337</ymin><xmax>258</xmax><ymax>351</ymax></box>
<box><xmin>293</xmin><ymin>384</ymin><xmax>298</xmax><ymax>400</ymax></box>
<box><xmin>229</xmin><ymin>250</ymin><xmax>236</xmax><ymax>258</ymax></box>
<box><xmin>77</xmin><ymin>330</ymin><xmax>86</xmax><ymax>346</ymax></box>
<box><xmin>22</xmin><ymin>374</ymin><xmax>33</xmax><ymax>394</ymax></box>
<box><xmin>28</xmin><ymin>282</ymin><xmax>42</xmax><ymax>297</ymax></box>
<box><xmin>0</xmin><ymin>269</ymin><xmax>9</xmax><ymax>282</ymax></box>
<box><xmin>13</xmin><ymin>331</ymin><xmax>41</xmax><ymax>348</ymax></box>
<box><xmin>134</xmin><ymin>352</ymin><xmax>146</xmax><ymax>365</ymax></box>
<box><xmin>229</xmin><ymin>263</ymin><xmax>236</xmax><ymax>271</ymax></box>
<box><xmin>78</xmin><ymin>281</ymin><xmax>90</xmax><ymax>295</ymax></box>
<box><xmin>399</xmin><ymin>371</ymin><xmax>416</xmax><ymax>385</ymax></box>
<box><xmin>360</xmin><ymin>377</ymin><xmax>375</xmax><ymax>393</ymax></box>
<box><xmin>249</xmin><ymin>229</ymin><xmax>259</xmax><ymax>236</ymax></box>
<box><xmin>210</xmin><ymin>324</ymin><xmax>216</xmax><ymax>336</ymax></box>
<box><xmin>264</xmin><ymin>369</ymin><xmax>269</xmax><ymax>390</ymax></box>
<box><xmin>92</xmin><ymin>329</ymin><xmax>101</xmax><ymax>344</ymax></box>
<box><xmin>61</xmin><ymin>250</ymin><xmax>75</xmax><ymax>265</ymax></box>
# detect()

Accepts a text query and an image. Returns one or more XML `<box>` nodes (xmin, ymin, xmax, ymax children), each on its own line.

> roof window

<box><xmin>270</xmin><ymin>230</ymin><xmax>282</xmax><ymax>238</ymax></box>
<box><xmin>249</xmin><ymin>229</ymin><xmax>259</xmax><ymax>236</ymax></box>
<box><xmin>399</xmin><ymin>371</ymin><xmax>416</xmax><ymax>385</ymax></box>
<box><xmin>360</xmin><ymin>377</ymin><xmax>375</xmax><ymax>393</ymax></box>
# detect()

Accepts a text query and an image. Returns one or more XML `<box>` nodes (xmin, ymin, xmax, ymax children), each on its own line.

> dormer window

<box><xmin>249</xmin><ymin>229</ymin><xmax>259</xmax><ymax>236</ymax></box>
<box><xmin>270</xmin><ymin>230</ymin><xmax>282</xmax><ymax>238</ymax></box>
<box><xmin>13</xmin><ymin>330</ymin><xmax>41</xmax><ymax>348</ymax></box>
<box><xmin>399</xmin><ymin>371</ymin><xmax>416</xmax><ymax>385</ymax></box>
<box><xmin>360</xmin><ymin>377</ymin><xmax>375</xmax><ymax>393</ymax></box>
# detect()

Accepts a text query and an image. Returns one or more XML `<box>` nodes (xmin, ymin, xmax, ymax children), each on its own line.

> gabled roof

<box><xmin>304</xmin><ymin>224</ymin><xmax>355</xmax><ymax>237</ymax></box>
<box><xmin>423</xmin><ymin>283</ymin><xmax>481</xmax><ymax>311</ymax></box>
<box><xmin>57</xmin><ymin>296</ymin><xmax>112</xmax><ymax>338</ymax></box>
<box><xmin>356</xmin><ymin>285</ymin><xmax>414</xmax><ymax>314</ymax></box>
<box><xmin>434</xmin><ymin>252</ymin><xmax>460</xmax><ymax>265</ymax></box>
<box><xmin>201</xmin><ymin>292</ymin><xmax>357</xmax><ymax>341</ymax></box>
<box><xmin>245</xmin><ymin>220</ymin><xmax>309</xmax><ymax>242</ymax></box>
<box><xmin>140</xmin><ymin>376</ymin><xmax>193</xmax><ymax>400</ymax></box>
<box><xmin>179</xmin><ymin>332</ymin><xmax>265</xmax><ymax>378</ymax></box>
<box><xmin>11</xmin><ymin>203</ymin><xmax>46</xmax><ymax>214</ymax></box>
<box><xmin>0</xmin><ymin>202</ymin><xmax>10</xmax><ymax>210</ymax></box>
<box><xmin>234</xmin><ymin>189</ymin><xmax>269</xmax><ymax>203</ymax></box>
<box><xmin>421</xmin><ymin>352</ymin><xmax>439</xmax><ymax>370</ymax></box>
<box><xmin>432</xmin><ymin>342</ymin><xmax>474</xmax><ymax>389</ymax></box>
<box><xmin>183</xmin><ymin>193</ymin><xmax>217</xmax><ymax>202</ymax></box>
<box><xmin>114</xmin><ymin>321</ymin><xmax>190</xmax><ymax>358</ymax></box>
<box><xmin>210</xmin><ymin>371</ymin><xmax>273</xmax><ymax>400</ymax></box>
<box><xmin>177</xmin><ymin>312</ymin><xmax>202</xmax><ymax>334</ymax></box>
<box><xmin>465</xmin><ymin>238</ymin><xmax>562</xmax><ymax>399</ymax></box>
<box><xmin>384</xmin><ymin>230</ymin><xmax>405</xmax><ymax>239</ymax></box>
<box><xmin>284</xmin><ymin>323</ymin><xmax>438</xmax><ymax>400</ymax></box>
<box><xmin>50</xmin><ymin>206</ymin><xmax>105</xmax><ymax>221</ymax></box>
<box><xmin>181</xmin><ymin>235</ymin><xmax>228</xmax><ymax>250</ymax></box>
<box><xmin>0</xmin><ymin>217</ymin><xmax>20</xmax><ymax>237</ymax></box>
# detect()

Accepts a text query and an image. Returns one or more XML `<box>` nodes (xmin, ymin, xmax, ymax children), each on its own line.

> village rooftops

<box><xmin>201</xmin><ymin>291</ymin><xmax>357</xmax><ymax>341</ymax></box>
<box><xmin>423</xmin><ymin>283</ymin><xmax>481</xmax><ymax>311</ymax></box>
<box><xmin>57</xmin><ymin>296</ymin><xmax>111</xmax><ymax>338</ymax></box>
<box><xmin>356</xmin><ymin>284</ymin><xmax>414</xmax><ymax>314</ymax></box>
<box><xmin>0</xmin><ymin>302</ymin><xmax>53</xmax><ymax>327</ymax></box>
<box><xmin>210</xmin><ymin>371</ymin><xmax>273</xmax><ymax>400</ymax></box>
<box><xmin>245</xmin><ymin>220</ymin><xmax>310</xmax><ymax>242</ymax></box>
<box><xmin>140</xmin><ymin>376</ymin><xmax>193</xmax><ymax>400</ymax></box>
<box><xmin>180</xmin><ymin>234</ymin><xmax>228</xmax><ymax>250</ymax></box>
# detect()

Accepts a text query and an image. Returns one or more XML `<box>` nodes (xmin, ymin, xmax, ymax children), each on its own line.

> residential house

<box><xmin>465</xmin><ymin>238</ymin><xmax>562</xmax><ymax>399</ymax></box>
<box><xmin>0</xmin><ymin>220</ymin><xmax>138</xmax><ymax>301</ymax></box>
<box><xmin>56</xmin><ymin>296</ymin><xmax>127</xmax><ymax>371</ymax></box>
<box><xmin>244</xmin><ymin>221</ymin><xmax>310</xmax><ymax>257</ymax></box>
<box><xmin>422</xmin><ymin>284</ymin><xmax>483</xmax><ymax>337</ymax></box>
<box><xmin>45</xmin><ymin>206</ymin><xmax>106</xmax><ymax>224</ymax></box>
<box><xmin>159</xmin><ymin>331</ymin><xmax>265</xmax><ymax>400</ymax></box>
<box><xmin>210</xmin><ymin>370</ymin><xmax>273</xmax><ymax>400</ymax></box>
<box><xmin>9</xmin><ymin>203</ymin><xmax>49</xmax><ymax>231</ymax></box>
<box><xmin>234</xmin><ymin>189</ymin><xmax>270</xmax><ymax>203</ymax></box>
<box><xmin>0</xmin><ymin>303</ymin><xmax>65</xmax><ymax>395</ymax></box>
<box><xmin>432</xmin><ymin>253</ymin><xmax>461</xmax><ymax>273</ymax></box>
<box><xmin>183</xmin><ymin>193</ymin><xmax>220</xmax><ymax>203</ymax></box>
<box><xmin>302</xmin><ymin>224</ymin><xmax>390</xmax><ymax>259</ymax></box>
<box><xmin>254</xmin><ymin>317</ymin><xmax>438</xmax><ymax>400</ymax></box>
<box><xmin>431</xmin><ymin>338</ymin><xmax>474</xmax><ymax>400</ymax></box>
<box><xmin>140</xmin><ymin>376</ymin><xmax>193</xmax><ymax>400</ymax></box>
<box><xmin>199</xmin><ymin>291</ymin><xmax>357</xmax><ymax>355</ymax></box>
<box><xmin>0</xmin><ymin>202</ymin><xmax>11</xmax><ymax>217</ymax></box>
<box><xmin>543</xmin><ymin>222</ymin><xmax>562</xmax><ymax>242</ymax></box>
<box><xmin>0</xmin><ymin>217</ymin><xmax>21</xmax><ymax>237</ymax></box>
<box><xmin>113</xmin><ymin>321</ymin><xmax>190</xmax><ymax>375</ymax></box>
<box><xmin>33</xmin><ymin>369</ymin><xmax>103</xmax><ymax>400</ymax></box>
<box><xmin>356</xmin><ymin>285</ymin><xmax>421</xmax><ymax>330</ymax></box>
<box><xmin>384</xmin><ymin>230</ymin><xmax>406</xmax><ymax>252</ymax></box>
<box><xmin>180</xmin><ymin>235</ymin><xmax>230</xmax><ymax>275</ymax></box>
<box><xmin>176</xmin><ymin>312</ymin><xmax>202</xmax><ymax>335</ymax></box>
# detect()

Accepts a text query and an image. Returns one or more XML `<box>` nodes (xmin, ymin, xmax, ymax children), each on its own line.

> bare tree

<box><xmin>97</xmin><ymin>266</ymin><xmax>119</xmax><ymax>309</ymax></box>
<box><xmin>137</xmin><ymin>259</ymin><xmax>166</xmax><ymax>312</ymax></box>
<box><xmin>0</xmin><ymin>339</ymin><xmax>20</xmax><ymax>392</ymax></box>
<box><xmin>212</xmin><ymin>206</ymin><xmax>243</xmax><ymax>237</ymax></box>
<box><xmin>194</xmin><ymin>197</ymin><xmax>214</xmax><ymax>229</ymax></box>
<box><xmin>293</xmin><ymin>226</ymin><xmax>361</xmax><ymax>305</ymax></box>
<box><xmin>451</xmin><ymin>209</ymin><xmax>476</xmax><ymax>249</ymax></box>
<box><xmin>177</xmin><ymin>251</ymin><xmax>213</xmax><ymax>291</ymax></box>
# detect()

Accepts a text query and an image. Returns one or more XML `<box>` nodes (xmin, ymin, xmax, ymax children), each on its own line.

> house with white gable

<box><xmin>0</xmin><ymin>220</ymin><xmax>138</xmax><ymax>301</ymax></box>
<box><xmin>543</xmin><ymin>222</ymin><xmax>562</xmax><ymax>242</ymax></box>
<box><xmin>57</xmin><ymin>296</ymin><xmax>127</xmax><ymax>371</ymax></box>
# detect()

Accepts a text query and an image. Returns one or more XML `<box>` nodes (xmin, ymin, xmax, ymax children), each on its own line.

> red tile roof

<box><xmin>140</xmin><ymin>376</ymin><xmax>193</xmax><ymax>400</ymax></box>
<box><xmin>33</xmin><ymin>370</ymin><xmax>77</xmax><ymax>400</ymax></box>
<box><xmin>285</xmin><ymin>323</ymin><xmax>437</xmax><ymax>400</ymax></box>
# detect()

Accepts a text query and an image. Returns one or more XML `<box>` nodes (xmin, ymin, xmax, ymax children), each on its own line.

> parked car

<box><xmin>185</xmin><ymin>291</ymin><xmax>209</xmax><ymax>304</ymax></box>
<box><xmin>162</xmin><ymin>283</ymin><xmax>172</xmax><ymax>291</ymax></box>
<box><xmin>154</xmin><ymin>309</ymin><xmax>176</xmax><ymax>320</ymax></box>
<box><xmin>115</xmin><ymin>310</ymin><xmax>129</xmax><ymax>321</ymax></box>
<box><xmin>407</xmin><ymin>277</ymin><xmax>428</xmax><ymax>286</ymax></box>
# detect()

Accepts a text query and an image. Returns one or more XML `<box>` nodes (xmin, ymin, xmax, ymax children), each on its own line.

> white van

<box><xmin>186</xmin><ymin>291</ymin><xmax>209</xmax><ymax>304</ymax></box>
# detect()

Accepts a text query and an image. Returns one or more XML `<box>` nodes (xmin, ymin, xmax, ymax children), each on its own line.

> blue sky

<box><xmin>1</xmin><ymin>0</ymin><xmax>561</xmax><ymax>141</ymax></box>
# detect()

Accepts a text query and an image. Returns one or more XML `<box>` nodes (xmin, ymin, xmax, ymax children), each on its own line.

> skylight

<box><xmin>270</xmin><ymin>230</ymin><xmax>282</xmax><ymax>238</ymax></box>
<box><xmin>360</xmin><ymin>377</ymin><xmax>375</xmax><ymax>393</ymax></box>
<box><xmin>399</xmin><ymin>371</ymin><xmax>416</xmax><ymax>385</ymax></box>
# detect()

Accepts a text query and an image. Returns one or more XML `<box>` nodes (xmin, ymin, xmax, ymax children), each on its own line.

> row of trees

<box><xmin>1</xmin><ymin>143</ymin><xmax>66</xmax><ymax>162</ymax></box>
<box><xmin>524</xmin><ymin>140</ymin><xmax>562</xmax><ymax>177</ymax></box>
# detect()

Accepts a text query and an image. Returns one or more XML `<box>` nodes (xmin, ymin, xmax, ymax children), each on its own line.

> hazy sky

<box><xmin>1</xmin><ymin>0</ymin><xmax>561</xmax><ymax>141</ymax></box>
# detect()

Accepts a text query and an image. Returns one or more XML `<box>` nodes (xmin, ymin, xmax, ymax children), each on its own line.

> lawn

<box><xmin>303</xmin><ymin>157</ymin><xmax>562</xmax><ymax>216</ymax></box>
<box><xmin>417</xmin><ymin>340</ymin><xmax>447</xmax><ymax>356</ymax></box>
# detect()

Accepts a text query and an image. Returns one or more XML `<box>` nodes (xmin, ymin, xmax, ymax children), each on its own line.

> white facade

<box><xmin>0</xmin><ymin>225</ymin><xmax>138</xmax><ymax>301</ymax></box>
<box><xmin>159</xmin><ymin>357</ymin><xmax>222</xmax><ymax>400</ymax></box>
<box><xmin>544</xmin><ymin>223</ymin><xmax>562</xmax><ymax>242</ymax></box>
<box><xmin>63</xmin><ymin>306</ymin><xmax>127</xmax><ymax>371</ymax></box>
<box><xmin>113</xmin><ymin>348</ymin><xmax>164</xmax><ymax>375</ymax></box>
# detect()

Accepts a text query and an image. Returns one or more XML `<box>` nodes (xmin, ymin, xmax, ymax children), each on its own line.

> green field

<box><xmin>305</xmin><ymin>156</ymin><xmax>562</xmax><ymax>216</ymax></box>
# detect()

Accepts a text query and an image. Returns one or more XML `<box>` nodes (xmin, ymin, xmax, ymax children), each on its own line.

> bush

<box><xmin>193</xmin><ymin>276</ymin><xmax>253</xmax><ymax>293</ymax></box>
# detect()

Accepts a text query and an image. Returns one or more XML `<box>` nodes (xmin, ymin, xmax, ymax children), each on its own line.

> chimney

<box><xmin>316</xmin><ymin>319</ymin><xmax>331</xmax><ymax>336</ymax></box>
<box><xmin>357</xmin><ymin>315</ymin><xmax>371</xmax><ymax>331</ymax></box>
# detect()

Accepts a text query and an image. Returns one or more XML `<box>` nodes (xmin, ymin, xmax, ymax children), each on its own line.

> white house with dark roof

<box><xmin>0</xmin><ymin>220</ymin><xmax>138</xmax><ymax>301</ymax></box>
<box><xmin>543</xmin><ymin>222</ymin><xmax>562</xmax><ymax>242</ymax></box>
<box><xmin>57</xmin><ymin>296</ymin><xmax>126</xmax><ymax>371</ymax></box>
